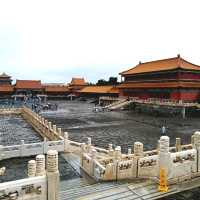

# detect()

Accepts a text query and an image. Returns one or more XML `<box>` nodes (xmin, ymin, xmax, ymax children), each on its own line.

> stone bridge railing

<box><xmin>65</xmin><ymin>136</ymin><xmax>109</xmax><ymax>157</ymax></box>
<box><xmin>0</xmin><ymin>176</ymin><xmax>47</xmax><ymax>200</ymax></box>
<box><xmin>130</xmin><ymin>98</ymin><xmax>197</xmax><ymax>107</ymax></box>
<box><xmin>0</xmin><ymin>139</ymin><xmax>64</xmax><ymax>160</ymax></box>
<box><xmin>21</xmin><ymin>107</ymin><xmax>64</xmax><ymax>141</ymax></box>
<box><xmin>0</xmin><ymin>107</ymin><xmax>64</xmax><ymax>141</ymax></box>
<box><xmin>78</xmin><ymin>133</ymin><xmax>200</xmax><ymax>184</ymax></box>
<box><xmin>0</xmin><ymin>150</ymin><xmax>59</xmax><ymax>200</ymax></box>
<box><xmin>0</xmin><ymin>108</ymin><xmax>22</xmax><ymax>115</ymax></box>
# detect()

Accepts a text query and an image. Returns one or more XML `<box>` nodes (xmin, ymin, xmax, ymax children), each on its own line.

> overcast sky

<box><xmin>0</xmin><ymin>0</ymin><xmax>200</xmax><ymax>83</ymax></box>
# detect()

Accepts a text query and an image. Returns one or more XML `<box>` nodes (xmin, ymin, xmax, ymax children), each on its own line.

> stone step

<box><xmin>78</xmin><ymin>187</ymin><xmax>133</xmax><ymax>200</ymax></box>
<box><xmin>61</xmin><ymin>153</ymin><xmax>81</xmax><ymax>176</ymax></box>
<box><xmin>60</xmin><ymin>182</ymin><xmax>124</xmax><ymax>200</ymax></box>
<box><xmin>60</xmin><ymin>178</ymin><xmax>91</xmax><ymax>191</ymax></box>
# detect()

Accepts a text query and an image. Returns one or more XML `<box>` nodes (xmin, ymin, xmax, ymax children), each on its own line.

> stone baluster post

<box><xmin>108</xmin><ymin>143</ymin><xmax>114</xmax><ymax>157</ymax></box>
<box><xmin>87</xmin><ymin>137</ymin><xmax>92</xmax><ymax>153</ymax></box>
<box><xmin>42</xmin><ymin>118</ymin><xmax>45</xmax><ymax>133</ymax></box>
<box><xmin>114</xmin><ymin>146</ymin><xmax>121</xmax><ymax>180</ymax></box>
<box><xmin>40</xmin><ymin>116</ymin><xmax>43</xmax><ymax>129</ymax></box>
<box><xmin>91</xmin><ymin>149</ymin><xmax>97</xmax><ymax>176</ymax></box>
<box><xmin>108</xmin><ymin>143</ymin><xmax>113</xmax><ymax>151</ymax></box>
<box><xmin>191</xmin><ymin>134</ymin><xmax>195</xmax><ymax>148</ymax></box>
<box><xmin>48</xmin><ymin>122</ymin><xmax>52</xmax><ymax>138</ymax></box>
<box><xmin>128</xmin><ymin>148</ymin><xmax>132</xmax><ymax>155</ymax></box>
<box><xmin>39</xmin><ymin>116</ymin><xmax>42</xmax><ymax>123</ymax></box>
<box><xmin>36</xmin><ymin>154</ymin><xmax>45</xmax><ymax>176</ymax></box>
<box><xmin>45</xmin><ymin>120</ymin><xmax>48</xmax><ymax>127</ymax></box>
<box><xmin>115</xmin><ymin>146</ymin><xmax>122</xmax><ymax>161</ymax></box>
<box><xmin>48</xmin><ymin>122</ymin><xmax>52</xmax><ymax>130</ymax></box>
<box><xmin>28</xmin><ymin>160</ymin><xmax>36</xmax><ymax>177</ymax></box>
<box><xmin>133</xmin><ymin>142</ymin><xmax>143</xmax><ymax>178</ymax></box>
<box><xmin>193</xmin><ymin>131</ymin><xmax>200</xmax><ymax>172</ymax></box>
<box><xmin>64</xmin><ymin>132</ymin><xmax>70</xmax><ymax>153</ymax></box>
<box><xmin>57</xmin><ymin>128</ymin><xmax>62</xmax><ymax>137</ymax></box>
<box><xmin>133</xmin><ymin>142</ymin><xmax>143</xmax><ymax>157</ymax></box>
<box><xmin>159</xmin><ymin>136</ymin><xmax>171</xmax><ymax>179</ymax></box>
<box><xmin>80</xmin><ymin>142</ymin><xmax>86</xmax><ymax>165</ymax></box>
<box><xmin>47</xmin><ymin>150</ymin><xmax>59</xmax><ymax>200</ymax></box>
<box><xmin>53</xmin><ymin>125</ymin><xmax>57</xmax><ymax>133</ymax></box>
<box><xmin>175</xmin><ymin>138</ymin><xmax>181</xmax><ymax>152</ymax></box>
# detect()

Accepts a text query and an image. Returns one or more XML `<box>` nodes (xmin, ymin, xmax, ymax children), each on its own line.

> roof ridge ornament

<box><xmin>177</xmin><ymin>54</ymin><xmax>181</xmax><ymax>67</ymax></box>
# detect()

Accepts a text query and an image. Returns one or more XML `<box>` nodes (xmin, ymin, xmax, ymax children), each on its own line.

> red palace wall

<box><xmin>120</xmin><ymin>88</ymin><xmax>200</xmax><ymax>102</ymax></box>
<box><xmin>179</xmin><ymin>73</ymin><xmax>200</xmax><ymax>80</ymax></box>
<box><xmin>170</xmin><ymin>90</ymin><xmax>199</xmax><ymax>101</ymax></box>
<box><xmin>170</xmin><ymin>91</ymin><xmax>180</xmax><ymax>100</ymax></box>
<box><xmin>180</xmin><ymin>91</ymin><xmax>199</xmax><ymax>101</ymax></box>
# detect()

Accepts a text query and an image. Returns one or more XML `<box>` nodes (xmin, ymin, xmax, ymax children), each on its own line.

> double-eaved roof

<box><xmin>120</xmin><ymin>55</ymin><xmax>200</xmax><ymax>76</ymax></box>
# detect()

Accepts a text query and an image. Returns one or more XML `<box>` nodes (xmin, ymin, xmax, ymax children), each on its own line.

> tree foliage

<box><xmin>96</xmin><ymin>77</ymin><xmax>119</xmax><ymax>85</ymax></box>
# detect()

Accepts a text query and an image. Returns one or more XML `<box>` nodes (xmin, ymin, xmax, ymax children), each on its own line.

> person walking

<box><xmin>161</xmin><ymin>125</ymin><xmax>166</xmax><ymax>135</ymax></box>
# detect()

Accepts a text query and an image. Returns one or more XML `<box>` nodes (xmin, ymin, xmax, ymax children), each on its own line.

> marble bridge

<box><xmin>1</xmin><ymin>107</ymin><xmax>200</xmax><ymax>200</ymax></box>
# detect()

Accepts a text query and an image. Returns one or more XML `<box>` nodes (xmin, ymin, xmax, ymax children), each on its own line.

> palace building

<box><xmin>118</xmin><ymin>55</ymin><xmax>200</xmax><ymax>102</ymax></box>
<box><xmin>69</xmin><ymin>78</ymin><xmax>87</xmax><ymax>95</ymax></box>
<box><xmin>0</xmin><ymin>72</ymin><xmax>12</xmax><ymax>85</ymax></box>
<box><xmin>43</xmin><ymin>83</ymin><xmax>70</xmax><ymax>99</ymax></box>
<box><xmin>0</xmin><ymin>73</ymin><xmax>13</xmax><ymax>98</ymax></box>
<box><xmin>15</xmin><ymin>80</ymin><xmax>43</xmax><ymax>95</ymax></box>
<box><xmin>78</xmin><ymin>85</ymin><xmax>119</xmax><ymax>98</ymax></box>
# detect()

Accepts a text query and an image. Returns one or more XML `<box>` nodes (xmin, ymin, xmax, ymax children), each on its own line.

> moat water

<box><xmin>1</xmin><ymin>100</ymin><xmax>200</xmax><ymax>199</ymax></box>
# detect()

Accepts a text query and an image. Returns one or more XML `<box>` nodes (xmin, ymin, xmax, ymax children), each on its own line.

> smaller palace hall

<box><xmin>118</xmin><ymin>55</ymin><xmax>200</xmax><ymax>102</ymax></box>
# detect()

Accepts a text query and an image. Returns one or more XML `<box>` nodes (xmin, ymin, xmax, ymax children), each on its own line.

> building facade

<box><xmin>0</xmin><ymin>73</ymin><xmax>13</xmax><ymax>99</ymax></box>
<box><xmin>15</xmin><ymin>80</ymin><xmax>43</xmax><ymax>95</ymax></box>
<box><xmin>118</xmin><ymin>55</ymin><xmax>200</xmax><ymax>102</ymax></box>
<box><xmin>78</xmin><ymin>85</ymin><xmax>119</xmax><ymax>98</ymax></box>
<box><xmin>43</xmin><ymin>84</ymin><xmax>70</xmax><ymax>99</ymax></box>
<box><xmin>69</xmin><ymin>78</ymin><xmax>87</xmax><ymax>95</ymax></box>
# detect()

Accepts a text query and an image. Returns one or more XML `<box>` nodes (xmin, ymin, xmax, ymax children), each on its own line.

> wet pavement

<box><xmin>1</xmin><ymin>101</ymin><xmax>200</xmax><ymax>199</ymax></box>
<box><xmin>41</xmin><ymin>101</ymin><xmax>200</xmax><ymax>153</ymax></box>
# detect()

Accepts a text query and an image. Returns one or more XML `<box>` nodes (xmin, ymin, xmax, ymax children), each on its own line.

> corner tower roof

<box><xmin>0</xmin><ymin>72</ymin><xmax>11</xmax><ymax>78</ymax></box>
<box><xmin>70</xmin><ymin>78</ymin><xmax>86</xmax><ymax>86</ymax></box>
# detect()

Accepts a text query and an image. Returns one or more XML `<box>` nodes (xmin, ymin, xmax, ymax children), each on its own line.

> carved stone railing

<box><xmin>0</xmin><ymin>139</ymin><xmax>64</xmax><ymax>160</ymax></box>
<box><xmin>21</xmin><ymin>107</ymin><xmax>64</xmax><ymax>141</ymax></box>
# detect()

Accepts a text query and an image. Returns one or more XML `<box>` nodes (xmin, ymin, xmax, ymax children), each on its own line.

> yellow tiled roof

<box><xmin>120</xmin><ymin>56</ymin><xmax>200</xmax><ymax>75</ymax></box>
<box><xmin>79</xmin><ymin>86</ymin><xmax>119</xmax><ymax>94</ymax></box>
